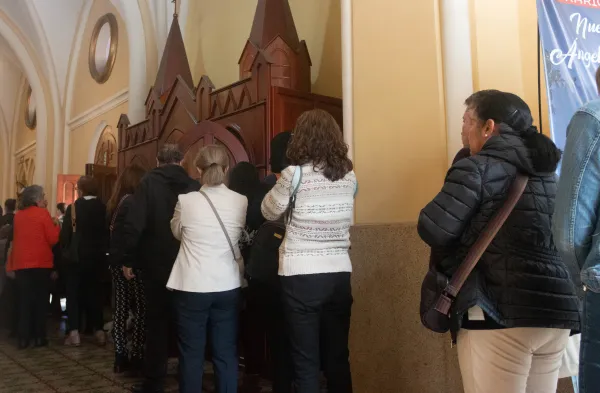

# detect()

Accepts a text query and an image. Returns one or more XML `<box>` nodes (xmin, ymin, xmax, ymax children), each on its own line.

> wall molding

<box><xmin>68</xmin><ymin>88</ymin><xmax>129</xmax><ymax>130</ymax></box>
<box><xmin>14</xmin><ymin>140</ymin><xmax>36</xmax><ymax>157</ymax></box>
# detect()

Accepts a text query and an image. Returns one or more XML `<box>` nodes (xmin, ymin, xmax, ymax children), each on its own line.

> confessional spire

<box><xmin>153</xmin><ymin>13</ymin><xmax>193</xmax><ymax>96</ymax></box>
<box><xmin>249</xmin><ymin>0</ymin><xmax>301</xmax><ymax>49</ymax></box>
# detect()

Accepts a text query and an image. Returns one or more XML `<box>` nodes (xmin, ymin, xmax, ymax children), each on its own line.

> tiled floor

<box><xmin>0</xmin><ymin>325</ymin><xmax>275</xmax><ymax>393</ymax></box>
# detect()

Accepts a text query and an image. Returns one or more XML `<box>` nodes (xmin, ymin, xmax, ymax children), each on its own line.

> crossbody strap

<box><xmin>71</xmin><ymin>201</ymin><xmax>77</xmax><ymax>233</ymax></box>
<box><xmin>199</xmin><ymin>190</ymin><xmax>238</xmax><ymax>260</ymax></box>
<box><xmin>110</xmin><ymin>194</ymin><xmax>130</xmax><ymax>233</ymax></box>
<box><xmin>436</xmin><ymin>173</ymin><xmax>529</xmax><ymax>314</ymax></box>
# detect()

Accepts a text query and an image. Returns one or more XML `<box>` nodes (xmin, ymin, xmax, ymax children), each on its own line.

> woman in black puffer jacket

<box><xmin>418</xmin><ymin>90</ymin><xmax>580</xmax><ymax>393</ymax></box>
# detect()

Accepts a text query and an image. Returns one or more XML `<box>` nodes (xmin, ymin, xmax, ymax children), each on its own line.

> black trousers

<box><xmin>15</xmin><ymin>268</ymin><xmax>51</xmax><ymax>342</ymax></box>
<box><xmin>143</xmin><ymin>278</ymin><xmax>173</xmax><ymax>390</ymax></box>
<box><xmin>246</xmin><ymin>279</ymin><xmax>293</xmax><ymax>393</ymax></box>
<box><xmin>64</xmin><ymin>263</ymin><xmax>104</xmax><ymax>332</ymax></box>
<box><xmin>280</xmin><ymin>272</ymin><xmax>353</xmax><ymax>393</ymax></box>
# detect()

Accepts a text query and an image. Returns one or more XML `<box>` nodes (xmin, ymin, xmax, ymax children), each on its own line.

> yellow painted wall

<box><xmin>184</xmin><ymin>0</ymin><xmax>342</xmax><ymax>98</ymax></box>
<box><xmin>471</xmin><ymin>0</ymin><xmax>550</xmax><ymax>135</ymax></box>
<box><xmin>14</xmin><ymin>88</ymin><xmax>36</xmax><ymax>152</ymax></box>
<box><xmin>352</xmin><ymin>0</ymin><xmax>447</xmax><ymax>224</ymax></box>
<box><xmin>71</xmin><ymin>0</ymin><xmax>129</xmax><ymax>117</ymax></box>
<box><xmin>69</xmin><ymin>102</ymin><xmax>127</xmax><ymax>174</ymax></box>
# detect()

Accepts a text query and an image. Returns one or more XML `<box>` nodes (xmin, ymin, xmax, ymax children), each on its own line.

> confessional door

<box><xmin>178</xmin><ymin>120</ymin><xmax>250</xmax><ymax>180</ymax></box>
<box><xmin>85</xmin><ymin>164</ymin><xmax>117</xmax><ymax>204</ymax></box>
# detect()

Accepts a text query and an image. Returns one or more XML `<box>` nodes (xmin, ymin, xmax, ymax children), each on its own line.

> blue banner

<box><xmin>537</xmin><ymin>0</ymin><xmax>600</xmax><ymax>152</ymax></box>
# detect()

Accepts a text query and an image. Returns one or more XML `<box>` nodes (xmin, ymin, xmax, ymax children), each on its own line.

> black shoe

<box><xmin>130</xmin><ymin>383</ymin><xmax>164</xmax><ymax>393</ymax></box>
<box><xmin>113</xmin><ymin>353</ymin><xmax>130</xmax><ymax>374</ymax></box>
<box><xmin>17</xmin><ymin>339</ymin><xmax>30</xmax><ymax>350</ymax></box>
<box><xmin>34</xmin><ymin>338</ymin><xmax>48</xmax><ymax>348</ymax></box>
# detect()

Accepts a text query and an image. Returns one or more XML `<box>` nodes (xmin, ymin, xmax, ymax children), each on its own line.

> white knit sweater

<box><xmin>261</xmin><ymin>165</ymin><xmax>356</xmax><ymax>276</ymax></box>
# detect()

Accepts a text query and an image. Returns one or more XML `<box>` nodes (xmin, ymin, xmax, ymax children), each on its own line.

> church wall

<box><xmin>470</xmin><ymin>0</ymin><xmax>551</xmax><ymax>136</ymax></box>
<box><xmin>70</xmin><ymin>0</ymin><xmax>130</xmax><ymax>119</ymax></box>
<box><xmin>14</xmin><ymin>87</ymin><xmax>36</xmax><ymax>154</ymax></box>
<box><xmin>184</xmin><ymin>0</ymin><xmax>342</xmax><ymax>98</ymax></box>
<box><xmin>69</xmin><ymin>101</ymin><xmax>126</xmax><ymax>175</ymax></box>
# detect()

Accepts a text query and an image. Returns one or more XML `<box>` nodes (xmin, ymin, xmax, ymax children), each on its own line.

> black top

<box><xmin>60</xmin><ymin>197</ymin><xmax>108</xmax><ymax>266</ymax></box>
<box><xmin>108</xmin><ymin>194</ymin><xmax>134</xmax><ymax>267</ymax></box>
<box><xmin>418</xmin><ymin>131</ymin><xmax>580</xmax><ymax>333</ymax></box>
<box><xmin>122</xmin><ymin>164</ymin><xmax>200</xmax><ymax>284</ymax></box>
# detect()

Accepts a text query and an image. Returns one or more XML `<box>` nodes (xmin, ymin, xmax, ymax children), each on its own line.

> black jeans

<box><xmin>15</xmin><ymin>268</ymin><xmax>51</xmax><ymax>342</ymax></box>
<box><xmin>281</xmin><ymin>272</ymin><xmax>353</xmax><ymax>393</ymax></box>
<box><xmin>173</xmin><ymin>288</ymin><xmax>240</xmax><ymax>393</ymax></box>
<box><xmin>142</xmin><ymin>278</ymin><xmax>173</xmax><ymax>390</ymax></box>
<box><xmin>64</xmin><ymin>263</ymin><xmax>104</xmax><ymax>332</ymax></box>
<box><xmin>246</xmin><ymin>279</ymin><xmax>293</xmax><ymax>393</ymax></box>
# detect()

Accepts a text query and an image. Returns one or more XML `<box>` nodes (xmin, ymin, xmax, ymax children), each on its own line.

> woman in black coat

<box><xmin>418</xmin><ymin>90</ymin><xmax>580</xmax><ymax>393</ymax></box>
<box><xmin>106</xmin><ymin>164</ymin><xmax>147</xmax><ymax>374</ymax></box>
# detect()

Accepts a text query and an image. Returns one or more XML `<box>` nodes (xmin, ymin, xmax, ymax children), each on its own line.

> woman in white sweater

<box><xmin>167</xmin><ymin>145</ymin><xmax>247</xmax><ymax>393</ymax></box>
<box><xmin>262</xmin><ymin>109</ymin><xmax>357</xmax><ymax>393</ymax></box>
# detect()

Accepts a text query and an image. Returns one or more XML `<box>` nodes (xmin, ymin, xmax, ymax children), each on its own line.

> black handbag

<box><xmin>62</xmin><ymin>202</ymin><xmax>80</xmax><ymax>263</ymax></box>
<box><xmin>419</xmin><ymin>173</ymin><xmax>528</xmax><ymax>333</ymax></box>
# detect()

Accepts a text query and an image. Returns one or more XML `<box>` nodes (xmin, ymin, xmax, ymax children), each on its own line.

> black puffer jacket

<box><xmin>418</xmin><ymin>131</ymin><xmax>580</xmax><ymax>333</ymax></box>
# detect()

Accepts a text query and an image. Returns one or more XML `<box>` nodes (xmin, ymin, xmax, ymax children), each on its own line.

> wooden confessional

<box><xmin>115</xmin><ymin>0</ymin><xmax>344</xmax><ymax>378</ymax></box>
<box><xmin>117</xmin><ymin>0</ymin><xmax>343</xmax><ymax>180</ymax></box>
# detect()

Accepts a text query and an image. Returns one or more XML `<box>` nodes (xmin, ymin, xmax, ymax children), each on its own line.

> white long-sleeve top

<box><xmin>167</xmin><ymin>184</ymin><xmax>247</xmax><ymax>293</ymax></box>
<box><xmin>261</xmin><ymin>165</ymin><xmax>356</xmax><ymax>276</ymax></box>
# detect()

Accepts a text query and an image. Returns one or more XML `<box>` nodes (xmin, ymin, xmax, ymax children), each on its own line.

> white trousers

<box><xmin>457</xmin><ymin>327</ymin><xmax>570</xmax><ymax>393</ymax></box>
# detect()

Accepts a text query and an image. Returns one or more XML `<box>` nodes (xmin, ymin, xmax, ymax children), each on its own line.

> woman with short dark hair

<box><xmin>262</xmin><ymin>109</ymin><xmax>357</xmax><ymax>393</ymax></box>
<box><xmin>418</xmin><ymin>90</ymin><xmax>580</xmax><ymax>393</ymax></box>
<box><xmin>7</xmin><ymin>185</ymin><xmax>59</xmax><ymax>349</ymax></box>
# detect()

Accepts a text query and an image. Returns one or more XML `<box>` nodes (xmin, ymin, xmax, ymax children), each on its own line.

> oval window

<box><xmin>88</xmin><ymin>13</ymin><xmax>118</xmax><ymax>84</ymax></box>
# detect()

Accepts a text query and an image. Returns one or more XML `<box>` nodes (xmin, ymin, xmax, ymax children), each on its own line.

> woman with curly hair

<box><xmin>262</xmin><ymin>109</ymin><xmax>357</xmax><ymax>393</ymax></box>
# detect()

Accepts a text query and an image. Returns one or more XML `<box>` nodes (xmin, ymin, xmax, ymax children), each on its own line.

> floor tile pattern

<box><xmin>0</xmin><ymin>326</ymin><xmax>276</xmax><ymax>393</ymax></box>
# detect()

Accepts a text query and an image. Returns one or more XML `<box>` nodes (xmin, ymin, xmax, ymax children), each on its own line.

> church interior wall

<box><xmin>69</xmin><ymin>101</ymin><xmax>126</xmax><ymax>175</ymax></box>
<box><xmin>70</xmin><ymin>0</ymin><xmax>130</xmax><ymax>121</ymax></box>
<box><xmin>14</xmin><ymin>85</ymin><xmax>36</xmax><ymax>155</ymax></box>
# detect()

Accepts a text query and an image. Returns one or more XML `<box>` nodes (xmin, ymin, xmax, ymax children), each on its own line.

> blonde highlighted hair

<box><xmin>195</xmin><ymin>145</ymin><xmax>229</xmax><ymax>186</ymax></box>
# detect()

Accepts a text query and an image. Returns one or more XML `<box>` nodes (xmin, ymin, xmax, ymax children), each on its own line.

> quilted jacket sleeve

<box><xmin>418</xmin><ymin>157</ymin><xmax>482</xmax><ymax>247</ymax></box>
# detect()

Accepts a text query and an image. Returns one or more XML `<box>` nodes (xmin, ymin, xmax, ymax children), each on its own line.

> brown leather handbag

<box><xmin>420</xmin><ymin>173</ymin><xmax>529</xmax><ymax>333</ymax></box>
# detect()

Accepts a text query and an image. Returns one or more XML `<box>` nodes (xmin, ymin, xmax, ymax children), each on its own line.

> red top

<box><xmin>7</xmin><ymin>206</ymin><xmax>60</xmax><ymax>271</ymax></box>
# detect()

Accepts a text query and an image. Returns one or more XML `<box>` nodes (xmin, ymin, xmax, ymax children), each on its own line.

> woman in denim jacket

<box><xmin>553</xmin><ymin>91</ymin><xmax>600</xmax><ymax>393</ymax></box>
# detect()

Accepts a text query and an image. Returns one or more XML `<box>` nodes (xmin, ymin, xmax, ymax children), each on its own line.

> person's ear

<box><xmin>483</xmin><ymin>119</ymin><xmax>496</xmax><ymax>138</ymax></box>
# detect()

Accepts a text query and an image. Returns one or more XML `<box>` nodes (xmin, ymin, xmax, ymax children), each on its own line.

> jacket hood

<box><xmin>147</xmin><ymin>164</ymin><xmax>198</xmax><ymax>194</ymax></box>
<box><xmin>478</xmin><ymin>131</ymin><xmax>560</xmax><ymax>175</ymax></box>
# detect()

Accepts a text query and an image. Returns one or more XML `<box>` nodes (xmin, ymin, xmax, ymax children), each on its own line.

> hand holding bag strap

<box><xmin>199</xmin><ymin>190</ymin><xmax>239</xmax><ymax>261</ymax></box>
<box><xmin>434</xmin><ymin>173</ymin><xmax>529</xmax><ymax>315</ymax></box>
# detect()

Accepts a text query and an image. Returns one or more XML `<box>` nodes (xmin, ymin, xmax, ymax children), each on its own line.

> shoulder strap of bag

<box><xmin>286</xmin><ymin>166</ymin><xmax>303</xmax><ymax>224</ymax></box>
<box><xmin>110</xmin><ymin>194</ymin><xmax>130</xmax><ymax>233</ymax></box>
<box><xmin>71</xmin><ymin>201</ymin><xmax>77</xmax><ymax>233</ymax></box>
<box><xmin>199</xmin><ymin>190</ymin><xmax>239</xmax><ymax>260</ymax></box>
<box><xmin>437</xmin><ymin>173</ymin><xmax>529</xmax><ymax>311</ymax></box>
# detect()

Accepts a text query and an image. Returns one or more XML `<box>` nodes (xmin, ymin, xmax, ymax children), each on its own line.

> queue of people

<box><xmin>4</xmin><ymin>95</ymin><xmax>600</xmax><ymax>393</ymax></box>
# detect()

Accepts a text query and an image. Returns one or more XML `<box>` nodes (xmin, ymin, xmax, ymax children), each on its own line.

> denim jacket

<box><xmin>554</xmin><ymin>99</ymin><xmax>600</xmax><ymax>293</ymax></box>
